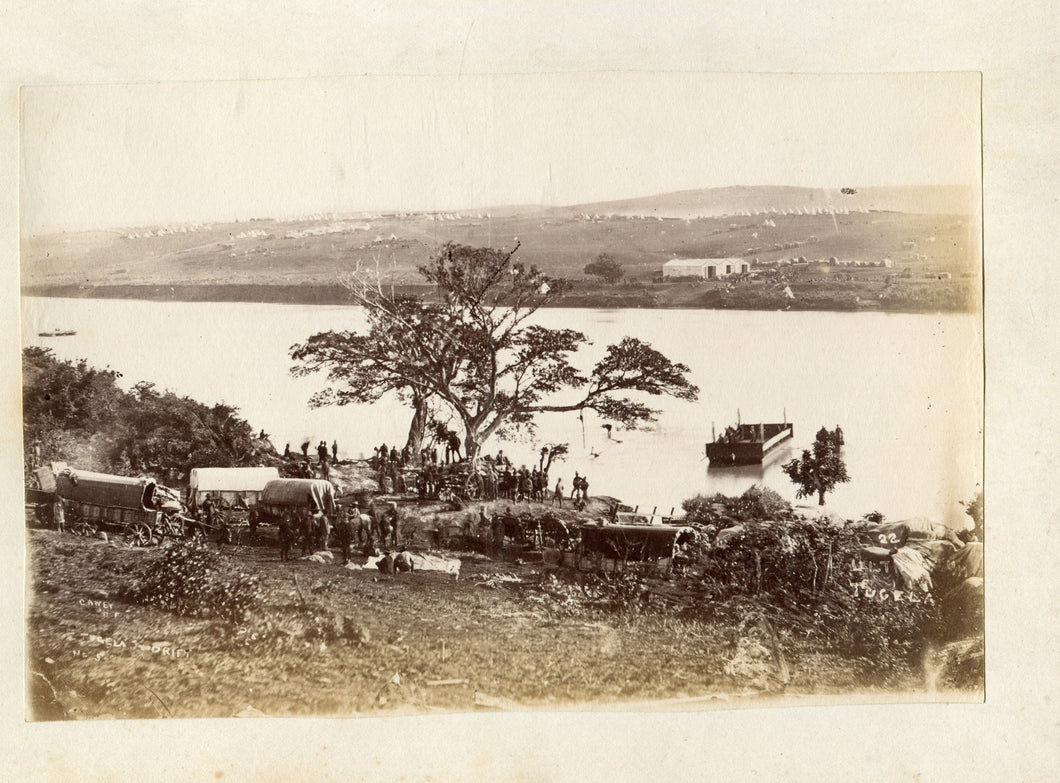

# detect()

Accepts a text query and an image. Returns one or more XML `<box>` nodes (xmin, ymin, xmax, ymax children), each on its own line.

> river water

<box><xmin>21</xmin><ymin>297</ymin><xmax>982</xmax><ymax>526</ymax></box>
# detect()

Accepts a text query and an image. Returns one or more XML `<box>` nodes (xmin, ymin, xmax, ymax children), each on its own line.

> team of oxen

<box><xmin>273</xmin><ymin>499</ymin><xmax>398</xmax><ymax>563</ymax></box>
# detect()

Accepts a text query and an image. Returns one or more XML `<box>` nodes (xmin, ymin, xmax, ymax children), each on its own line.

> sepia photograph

<box><xmin>19</xmin><ymin>71</ymin><xmax>984</xmax><ymax>722</ymax></box>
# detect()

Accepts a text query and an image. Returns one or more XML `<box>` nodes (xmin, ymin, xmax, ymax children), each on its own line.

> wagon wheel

<box><xmin>159</xmin><ymin>513</ymin><xmax>185</xmax><ymax>540</ymax></box>
<box><xmin>66</xmin><ymin>510</ymin><xmax>96</xmax><ymax>536</ymax></box>
<box><xmin>32</xmin><ymin>504</ymin><xmax>50</xmax><ymax>527</ymax></box>
<box><xmin>577</xmin><ymin>569</ymin><xmax>608</xmax><ymax>601</ymax></box>
<box><xmin>122</xmin><ymin>521</ymin><xmax>153</xmax><ymax>547</ymax></box>
<box><xmin>463</xmin><ymin>473</ymin><xmax>482</xmax><ymax>501</ymax></box>
<box><xmin>70</xmin><ymin>519</ymin><xmax>99</xmax><ymax>537</ymax></box>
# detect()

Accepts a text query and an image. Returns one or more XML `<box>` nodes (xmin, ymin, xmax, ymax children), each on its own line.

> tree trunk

<box><xmin>404</xmin><ymin>393</ymin><xmax>427</xmax><ymax>453</ymax></box>
<box><xmin>541</xmin><ymin>451</ymin><xmax>556</xmax><ymax>478</ymax></box>
<box><xmin>464</xmin><ymin>432</ymin><xmax>480</xmax><ymax>463</ymax></box>
<box><xmin>818</xmin><ymin>489</ymin><xmax>826</xmax><ymax>505</ymax></box>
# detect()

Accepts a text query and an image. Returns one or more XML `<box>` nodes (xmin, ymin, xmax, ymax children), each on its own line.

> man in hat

<box><xmin>334</xmin><ymin>506</ymin><xmax>353</xmax><ymax>565</ymax></box>
<box><xmin>277</xmin><ymin>513</ymin><xmax>294</xmax><ymax>562</ymax></box>
<box><xmin>299</xmin><ymin>510</ymin><xmax>313</xmax><ymax>556</ymax></box>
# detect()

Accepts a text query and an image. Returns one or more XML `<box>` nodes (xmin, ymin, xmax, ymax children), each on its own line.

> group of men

<box><xmin>416</xmin><ymin>463</ymin><xmax>447</xmax><ymax>499</ymax></box>
<box><xmin>275</xmin><ymin>500</ymin><xmax>400</xmax><ymax>565</ymax></box>
<box><xmin>375</xmin><ymin>443</ymin><xmax>411</xmax><ymax>467</ymax></box>
<box><xmin>374</xmin><ymin>434</ymin><xmax>471</xmax><ymax>471</ymax></box>
<box><xmin>569</xmin><ymin>472</ymin><xmax>590</xmax><ymax>502</ymax></box>
<box><xmin>282</xmin><ymin>440</ymin><xmax>339</xmax><ymax>478</ymax></box>
<box><xmin>283</xmin><ymin>439</ymin><xmax>338</xmax><ymax>461</ymax></box>
<box><xmin>374</xmin><ymin>441</ymin><xmax>478</xmax><ymax>497</ymax></box>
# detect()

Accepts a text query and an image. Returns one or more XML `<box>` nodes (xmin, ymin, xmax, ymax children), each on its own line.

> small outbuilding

<box><xmin>663</xmin><ymin>257</ymin><xmax>749</xmax><ymax>280</ymax></box>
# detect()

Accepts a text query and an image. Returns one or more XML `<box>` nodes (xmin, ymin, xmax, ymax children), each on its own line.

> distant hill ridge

<box><xmin>26</xmin><ymin>185</ymin><xmax>976</xmax><ymax>239</ymax></box>
<box><xmin>21</xmin><ymin>183</ymin><xmax>979</xmax><ymax>296</ymax></box>
<box><xmin>559</xmin><ymin>185</ymin><xmax>978</xmax><ymax>220</ymax></box>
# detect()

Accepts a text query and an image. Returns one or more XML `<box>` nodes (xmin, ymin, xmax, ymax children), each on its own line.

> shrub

<box><xmin>832</xmin><ymin>590</ymin><xmax>939</xmax><ymax>684</ymax></box>
<box><xmin>584</xmin><ymin>253</ymin><xmax>624</xmax><ymax>285</ymax></box>
<box><xmin>682</xmin><ymin>485</ymin><xmax>796</xmax><ymax>526</ymax></box>
<box><xmin>522</xmin><ymin>569</ymin><xmax>653</xmax><ymax>619</ymax></box>
<box><xmin>696</xmin><ymin>518</ymin><xmax>857</xmax><ymax>606</ymax></box>
<box><xmin>120</xmin><ymin>541</ymin><xmax>263</xmax><ymax>623</ymax></box>
<box><xmin>689</xmin><ymin>516</ymin><xmax>940</xmax><ymax>685</ymax></box>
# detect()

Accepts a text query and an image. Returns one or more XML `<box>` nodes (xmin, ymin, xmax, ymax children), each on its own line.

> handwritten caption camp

<box><xmin>73</xmin><ymin>599</ymin><xmax>191</xmax><ymax>659</ymax></box>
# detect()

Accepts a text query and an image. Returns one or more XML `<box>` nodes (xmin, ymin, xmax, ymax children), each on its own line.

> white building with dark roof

<box><xmin>662</xmin><ymin>257</ymin><xmax>749</xmax><ymax>280</ymax></box>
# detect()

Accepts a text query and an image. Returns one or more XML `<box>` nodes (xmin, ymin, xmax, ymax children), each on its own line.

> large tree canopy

<box><xmin>291</xmin><ymin>242</ymin><xmax>699</xmax><ymax>458</ymax></box>
<box><xmin>290</xmin><ymin>294</ymin><xmax>446</xmax><ymax>451</ymax></box>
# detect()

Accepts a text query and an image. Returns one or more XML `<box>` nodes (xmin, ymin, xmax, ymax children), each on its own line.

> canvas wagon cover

<box><xmin>54</xmin><ymin>469</ymin><xmax>155</xmax><ymax>511</ymax></box>
<box><xmin>189</xmin><ymin>467</ymin><xmax>279</xmax><ymax>495</ymax></box>
<box><xmin>259</xmin><ymin>479</ymin><xmax>336</xmax><ymax>514</ymax></box>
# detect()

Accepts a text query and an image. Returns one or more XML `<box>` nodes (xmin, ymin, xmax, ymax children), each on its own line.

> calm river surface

<box><xmin>21</xmin><ymin>297</ymin><xmax>982</xmax><ymax>526</ymax></box>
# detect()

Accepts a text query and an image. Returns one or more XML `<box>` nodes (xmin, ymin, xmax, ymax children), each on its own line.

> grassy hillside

<box><xmin>21</xmin><ymin>209</ymin><xmax>977</xmax><ymax>291</ymax></box>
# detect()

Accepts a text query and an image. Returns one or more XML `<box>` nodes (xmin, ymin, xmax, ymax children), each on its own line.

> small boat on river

<box><xmin>706</xmin><ymin>415</ymin><xmax>793</xmax><ymax>467</ymax></box>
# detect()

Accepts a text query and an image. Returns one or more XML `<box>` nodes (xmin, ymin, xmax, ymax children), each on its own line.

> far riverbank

<box><xmin>20</xmin><ymin>280</ymin><xmax>978</xmax><ymax>314</ymax></box>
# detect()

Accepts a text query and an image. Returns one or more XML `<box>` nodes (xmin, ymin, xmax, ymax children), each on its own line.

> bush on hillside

<box><xmin>683</xmin><ymin>507</ymin><xmax>941</xmax><ymax>685</ymax></box>
<box><xmin>23</xmin><ymin>347</ymin><xmax>263</xmax><ymax>480</ymax></box>
<box><xmin>120</xmin><ymin>541</ymin><xmax>262</xmax><ymax>624</ymax></box>
<box><xmin>682</xmin><ymin>484</ymin><xmax>796</xmax><ymax>526</ymax></box>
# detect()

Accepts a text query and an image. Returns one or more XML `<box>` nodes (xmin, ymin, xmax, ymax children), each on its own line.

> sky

<box><xmin>20</xmin><ymin>71</ymin><xmax>981</xmax><ymax>233</ymax></box>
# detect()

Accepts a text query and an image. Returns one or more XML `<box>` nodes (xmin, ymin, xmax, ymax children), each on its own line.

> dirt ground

<box><xmin>27</xmin><ymin>497</ymin><xmax>960</xmax><ymax>721</ymax></box>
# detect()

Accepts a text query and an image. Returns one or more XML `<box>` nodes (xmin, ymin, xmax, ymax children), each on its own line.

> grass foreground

<box><xmin>26</xmin><ymin>505</ymin><xmax>981</xmax><ymax>720</ymax></box>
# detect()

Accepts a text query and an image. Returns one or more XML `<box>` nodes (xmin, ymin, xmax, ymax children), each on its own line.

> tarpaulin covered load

<box><xmin>330</xmin><ymin>472</ymin><xmax>381</xmax><ymax>496</ymax></box>
<box><xmin>946</xmin><ymin>542</ymin><xmax>983</xmax><ymax>581</ymax></box>
<box><xmin>54</xmin><ymin>469</ymin><xmax>158</xmax><ymax>511</ymax></box>
<box><xmin>860</xmin><ymin>518</ymin><xmax>979</xmax><ymax>593</ymax></box>
<box><xmin>862</xmin><ymin>518</ymin><xmax>962</xmax><ymax>551</ymax></box>
<box><xmin>259</xmin><ymin>478</ymin><xmax>336</xmax><ymax>515</ymax></box>
<box><xmin>891</xmin><ymin>547</ymin><xmax>935</xmax><ymax>592</ymax></box>
<box><xmin>188</xmin><ymin>467</ymin><xmax>279</xmax><ymax>508</ymax></box>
